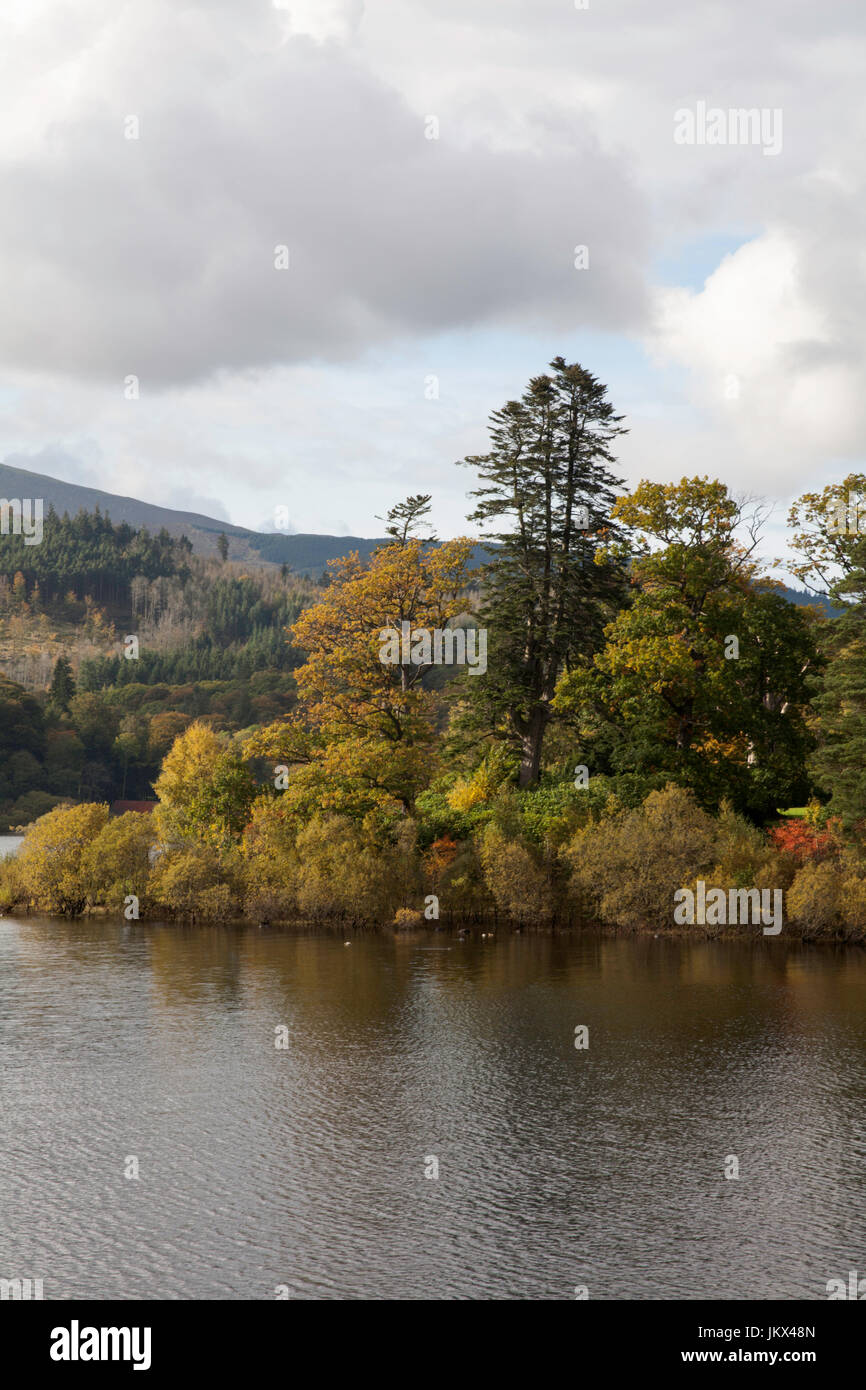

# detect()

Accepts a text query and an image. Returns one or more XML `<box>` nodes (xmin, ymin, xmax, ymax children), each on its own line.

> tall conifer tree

<box><xmin>457</xmin><ymin>358</ymin><xmax>629</xmax><ymax>786</ymax></box>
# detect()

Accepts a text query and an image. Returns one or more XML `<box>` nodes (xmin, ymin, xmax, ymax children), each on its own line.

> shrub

<box><xmin>478</xmin><ymin>823</ymin><xmax>554</xmax><ymax>922</ymax></box>
<box><xmin>393</xmin><ymin>907</ymin><xmax>423</xmax><ymax>929</ymax></box>
<box><xmin>149</xmin><ymin>842</ymin><xmax>242</xmax><ymax>921</ymax></box>
<box><xmin>84</xmin><ymin>812</ymin><xmax>156</xmax><ymax>912</ymax></box>
<box><xmin>787</xmin><ymin>851</ymin><xmax>866</xmax><ymax>941</ymax></box>
<box><xmin>785</xmin><ymin>861</ymin><xmax>844</xmax><ymax>938</ymax></box>
<box><xmin>435</xmin><ymin>838</ymin><xmax>487</xmax><ymax>918</ymax></box>
<box><xmin>563</xmin><ymin>784</ymin><xmax>718</xmax><ymax>930</ymax></box>
<box><xmin>447</xmin><ymin>746</ymin><xmax>516</xmax><ymax>813</ymax></box>
<box><xmin>240</xmin><ymin>795</ymin><xmax>301</xmax><ymax>921</ymax></box>
<box><xmin>0</xmin><ymin>854</ymin><xmax>23</xmax><ymax>911</ymax></box>
<box><xmin>294</xmin><ymin>815</ymin><xmax>399</xmax><ymax>923</ymax></box>
<box><xmin>17</xmin><ymin>802</ymin><xmax>110</xmax><ymax>915</ymax></box>
<box><xmin>713</xmin><ymin>802</ymin><xmax>793</xmax><ymax>888</ymax></box>
<box><xmin>767</xmin><ymin>819</ymin><xmax>841</xmax><ymax>864</ymax></box>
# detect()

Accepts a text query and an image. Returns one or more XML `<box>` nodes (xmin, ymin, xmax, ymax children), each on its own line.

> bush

<box><xmin>478</xmin><ymin>823</ymin><xmax>554</xmax><ymax>922</ymax></box>
<box><xmin>16</xmin><ymin>802</ymin><xmax>110</xmax><ymax>915</ymax></box>
<box><xmin>293</xmin><ymin>815</ymin><xmax>406</xmax><ymax>923</ymax></box>
<box><xmin>241</xmin><ymin>795</ymin><xmax>301</xmax><ymax>921</ymax></box>
<box><xmin>0</xmin><ymin>853</ymin><xmax>23</xmax><ymax>911</ymax></box>
<box><xmin>563</xmin><ymin>784</ymin><xmax>718</xmax><ymax>930</ymax></box>
<box><xmin>83</xmin><ymin>812</ymin><xmax>157</xmax><ymax>912</ymax></box>
<box><xmin>435</xmin><ymin>838</ymin><xmax>487</xmax><ymax>918</ymax></box>
<box><xmin>785</xmin><ymin>861</ymin><xmax>844</xmax><ymax>938</ymax></box>
<box><xmin>768</xmin><ymin>819</ymin><xmax>841</xmax><ymax>864</ymax></box>
<box><xmin>149</xmin><ymin>842</ymin><xmax>242</xmax><ymax>921</ymax></box>
<box><xmin>393</xmin><ymin>907</ymin><xmax>423</xmax><ymax>929</ymax></box>
<box><xmin>787</xmin><ymin>851</ymin><xmax>866</xmax><ymax>941</ymax></box>
<box><xmin>712</xmin><ymin>802</ymin><xmax>793</xmax><ymax>889</ymax></box>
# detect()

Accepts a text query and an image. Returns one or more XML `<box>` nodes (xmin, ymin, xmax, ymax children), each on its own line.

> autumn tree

<box><xmin>555</xmin><ymin>478</ymin><xmax>817</xmax><ymax>818</ymax></box>
<box><xmin>788</xmin><ymin>473</ymin><xmax>866</xmax><ymax>604</ymax></box>
<box><xmin>16</xmin><ymin>802</ymin><xmax>110</xmax><ymax>915</ymax></box>
<box><xmin>457</xmin><ymin>358</ymin><xmax>630</xmax><ymax>787</ymax></box>
<box><xmin>246</xmin><ymin>500</ymin><xmax>474</xmax><ymax>816</ymax></box>
<box><xmin>154</xmin><ymin>720</ymin><xmax>257</xmax><ymax>845</ymax></box>
<box><xmin>84</xmin><ymin>811</ymin><xmax>156</xmax><ymax>910</ymax></box>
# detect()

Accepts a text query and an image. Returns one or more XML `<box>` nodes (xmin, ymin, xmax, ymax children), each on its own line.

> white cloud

<box><xmin>0</xmin><ymin>0</ymin><xmax>864</xmax><ymax>533</ymax></box>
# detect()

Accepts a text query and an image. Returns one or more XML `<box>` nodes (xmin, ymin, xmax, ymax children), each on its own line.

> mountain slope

<box><xmin>0</xmin><ymin>459</ymin><xmax>389</xmax><ymax>573</ymax></box>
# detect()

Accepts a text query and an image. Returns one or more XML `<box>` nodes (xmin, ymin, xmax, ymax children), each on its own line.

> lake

<box><xmin>1</xmin><ymin>916</ymin><xmax>864</xmax><ymax>1300</ymax></box>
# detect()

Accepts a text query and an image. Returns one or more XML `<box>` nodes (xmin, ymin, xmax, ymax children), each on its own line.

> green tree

<box><xmin>809</xmin><ymin>605</ymin><xmax>866</xmax><ymax>825</ymax></box>
<box><xmin>48</xmin><ymin>656</ymin><xmax>76</xmax><ymax>713</ymax></box>
<box><xmin>788</xmin><ymin>473</ymin><xmax>866</xmax><ymax>604</ymax></box>
<box><xmin>554</xmin><ymin>478</ymin><xmax>817</xmax><ymax>817</ymax></box>
<box><xmin>217</xmin><ymin>532</ymin><xmax>229</xmax><ymax>563</ymax></box>
<box><xmin>457</xmin><ymin>357</ymin><xmax>629</xmax><ymax>787</ymax></box>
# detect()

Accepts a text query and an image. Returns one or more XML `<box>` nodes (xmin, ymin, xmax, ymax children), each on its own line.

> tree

<box><xmin>808</xmin><ymin>604</ymin><xmax>866</xmax><ymax>825</ymax></box>
<box><xmin>216</xmin><ymin>532</ymin><xmax>229</xmax><ymax>563</ymax></box>
<box><xmin>48</xmin><ymin>656</ymin><xmax>76</xmax><ymax>713</ymax></box>
<box><xmin>377</xmin><ymin>494</ymin><xmax>436</xmax><ymax>545</ymax></box>
<box><xmin>554</xmin><ymin>478</ymin><xmax>817</xmax><ymax>818</ymax></box>
<box><xmin>154</xmin><ymin>721</ymin><xmax>257</xmax><ymax>844</ymax></box>
<box><xmin>113</xmin><ymin>713</ymin><xmax>150</xmax><ymax>799</ymax></box>
<box><xmin>84</xmin><ymin>811</ymin><xmax>156</xmax><ymax>910</ymax></box>
<box><xmin>457</xmin><ymin>357</ymin><xmax>629</xmax><ymax>787</ymax></box>
<box><xmin>247</xmin><ymin>504</ymin><xmax>474</xmax><ymax>816</ymax></box>
<box><xmin>788</xmin><ymin>473</ymin><xmax>866</xmax><ymax>604</ymax></box>
<box><xmin>16</xmin><ymin>802</ymin><xmax>110</xmax><ymax>915</ymax></box>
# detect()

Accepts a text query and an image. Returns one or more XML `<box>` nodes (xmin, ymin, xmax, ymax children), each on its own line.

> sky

<box><xmin>0</xmin><ymin>0</ymin><xmax>863</xmax><ymax>573</ymax></box>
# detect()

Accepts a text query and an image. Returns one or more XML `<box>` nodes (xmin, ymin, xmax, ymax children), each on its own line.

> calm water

<box><xmin>1</xmin><ymin>914</ymin><xmax>865</xmax><ymax>1300</ymax></box>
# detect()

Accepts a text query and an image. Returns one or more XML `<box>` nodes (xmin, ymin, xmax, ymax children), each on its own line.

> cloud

<box><xmin>646</xmin><ymin>219</ymin><xmax>866</xmax><ymax>494</ymax></box>
<box><xmin>0</xmin><ymin>0</ymin><xmax>864</xmax><ymax>536</ymax></box>
<box><xmin>0</xmin><ymin>0</ymin><xmax>648</xmax><ymax>387</ymax></box>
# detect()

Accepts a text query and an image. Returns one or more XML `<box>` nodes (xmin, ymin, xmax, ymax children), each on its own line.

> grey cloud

<box><xmin>0</xmin><ymin>10</ymin><xmax>649</xmax><ymax>386</ymax></box>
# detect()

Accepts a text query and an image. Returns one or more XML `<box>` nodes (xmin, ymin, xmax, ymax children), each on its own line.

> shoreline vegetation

<box><xmin>4</xmin><ymin>361</ymin><xmax>866</xmax><ymax>944</ymax></box>
<box><xmin>0</xmin><ymin>781</ymin><xmax>864</xmax><ymax>943</ymax></box>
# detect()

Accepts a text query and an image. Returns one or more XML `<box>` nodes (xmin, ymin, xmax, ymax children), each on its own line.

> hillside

<box><xmin>0</xmin><ymin>459</ymin><xmax>390</xmax><ymax>574</ymax></box>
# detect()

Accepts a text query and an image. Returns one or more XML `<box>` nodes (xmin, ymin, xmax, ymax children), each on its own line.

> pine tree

<box><xmin>217</xmin><ymin>533</ymin><xmax>229</xmax><ymax>563</ymax></box>
<box><xmin>377</xmin><ymin>494</ymin><xmax>436</xmax><ymax>546</ymax></box>
<box><xmin>457</xmin><ymin>357</ymin><xmax>629</xmax><ymax>787</ymax></box>
<box><xmin>48</xmin><ymin>655</ymin><xmax>76</xmax><ymax>713</ymax></box>
<box><xmin>809</xmin><ymin>605</ymin><xmax>866</xmax><ymax>825</ymax></box>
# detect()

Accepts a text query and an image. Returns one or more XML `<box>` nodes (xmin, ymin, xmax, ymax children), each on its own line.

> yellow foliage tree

<box><xmin>247</xmin><ymin>520</ymin><xmax>474</xmax><ymax>817</ymax></box>
<box><xmin>17</xmin><ymin>802</ymin><xmax>109</xmax><ymax>915</ymax></box>
<box><xmin>154</xmin><ymin>721</ymin><xmax>256</xmax><ymax>845</ymax></box>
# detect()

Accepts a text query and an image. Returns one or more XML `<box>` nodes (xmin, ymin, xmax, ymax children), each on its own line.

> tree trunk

<box><xmin>518</xmin><ymin>708</ymin><xmax>547</xmax><ymax>788</ymax></box>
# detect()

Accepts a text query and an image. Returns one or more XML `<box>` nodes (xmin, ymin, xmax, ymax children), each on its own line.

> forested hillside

<box><xmin>0</xmin><ymin>516</ymin><xmax>321</xmax><ymax>827</ymax></box>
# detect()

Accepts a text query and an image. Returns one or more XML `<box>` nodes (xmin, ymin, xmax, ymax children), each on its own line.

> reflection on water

<box><xmin>1</xmin><ymin>916</ymin><xmax>865</xmax><ymax>1299</ymax></box>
